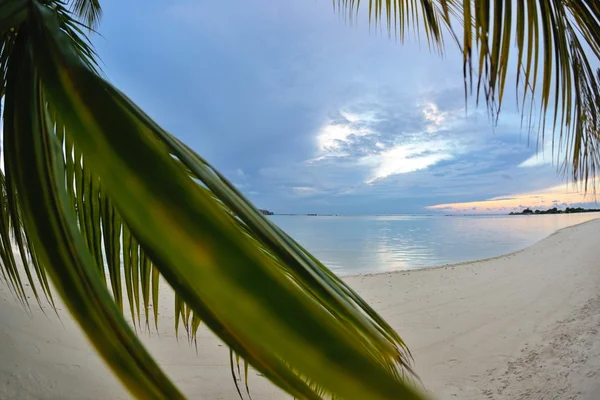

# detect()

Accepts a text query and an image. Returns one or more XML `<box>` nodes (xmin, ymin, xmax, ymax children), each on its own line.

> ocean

<box><xmin>270</xmin><ymin>213</ymin><xmax>600</xmax><ymax>275</ymax></box>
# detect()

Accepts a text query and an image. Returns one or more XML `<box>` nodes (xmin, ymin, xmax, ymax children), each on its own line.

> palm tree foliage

<box><xmin>337</xmin><ymin>0</ymin><xmax>600</xmax><ymax>187</ymax></box>
<box><xmin>0</xmin><ymin>0</ymin><xmax>598</xmax><ymax>399</ymax></box>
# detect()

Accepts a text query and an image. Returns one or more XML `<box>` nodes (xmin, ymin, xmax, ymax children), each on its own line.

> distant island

<box><xmin>261</xmin><ymin>211</ymin><xmax>342</xmax><ymax>216</ymax></box>
<box><xmin>509</xmin><ymin>207</ymin><xmax>600</xmax><ymax>215</ymax></box>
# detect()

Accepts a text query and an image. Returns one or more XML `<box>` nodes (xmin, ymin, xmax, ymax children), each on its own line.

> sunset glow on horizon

<box><xmin>427</xmin><ymin>182</ymin><xmax>600</xmax><ymax>214</ymax></box>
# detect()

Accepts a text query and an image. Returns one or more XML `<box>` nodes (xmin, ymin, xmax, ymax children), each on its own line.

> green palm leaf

<box><xmin>3</xmin><ymin>24</ymin><xmax>185</xmax><ymax>399</ymax></box>
<box><xmin>69</xmin><ymin>0</ymin><xmax>102</xmax><ymax>29</ymax></box>
<box><xmin>30</xmin><ymin>7</ymin><xmax>418</xmax><ymax>398</ymax></box>
<box><xmin>1</xmin><ymin>1</ymin><xmax>422</xmax><ymax>399</ymax></box>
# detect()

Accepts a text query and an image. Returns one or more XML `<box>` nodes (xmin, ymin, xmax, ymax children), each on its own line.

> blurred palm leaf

<box><xmin>0</xmin><ymin>1</ymin><xmax>599</xmax><ymax>400</ymax></box>
<box><xmin>1</xmin><ymin>1</ymin><xmax>420</xmax><ymax>399</ymax></box>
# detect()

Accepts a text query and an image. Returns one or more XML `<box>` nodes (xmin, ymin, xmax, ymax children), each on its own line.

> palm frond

<box><xmin>339</xmin><ymin>0</ymin><xmax>600</xmax><ymax>188</ymax></box>
<box><xmin>68</xmin><ymin>0</ymin><xmax>102</xmax><ymax>29</ymax></box>
<box><xmin>0</xmin><ymin>171</ymin><xmax>55</xmax><ymax>310</ymax></box>
<box><xmin>2</xmin><ymin>19</ymin><xmax>185</xmax><ymax>400</ymax></box>
<box><xmin>0</xmin><ymin>1</ymin><xmax>423</xmax><ymax>399</ymax></box>
<box><xmin>0</xmin><ymin>0</ymin><xmax>28</xmax><ymax>33</ymax></box>
<box><xmin>334</xmin><ymin>0</ymin><xmax>454</xmax><ymax>52</ymax></box>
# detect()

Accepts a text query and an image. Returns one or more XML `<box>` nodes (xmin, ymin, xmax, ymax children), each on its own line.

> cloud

<box><xmin>362</xmin><ymin>142</ymin><xmax>454</xmax><ymax>183</ymax></box>
<box><xmin>308</xmin><ymin>97</ymin><xmax>473</xmax><ymax>185</ymax></box>
<box><xmin>249</xmin><ymin>86</ymin><xmax>558</xmax><ymax>214</ymax></box>
<box><xmin>422</xmin><ymin>102</ymin><xmax>448</xmax><ymax>132</ymax></box>
<box><xmin>316</xmin><ymin>121</ymin><xmax>374</xmax><ymax>154</ymax></box>
<box><xmin>427</xmin><ymin>181</ymin><xmax>599</xmax><ymax>214</ymax></box>
<box><xmin>519</xmin><ymin>139</ymin><xmax>567</xmax><ymax>168</ymax></box>
<box><xmin>291</xmin><ymin>186</ymin><xmax>323</xmax><ymax>197</ymax></box>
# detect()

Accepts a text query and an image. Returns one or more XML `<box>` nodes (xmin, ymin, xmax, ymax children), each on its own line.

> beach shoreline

<box><xmin>2</xmin><ymin>219</ymin><xmax>600</xmax><ymax>399</ymax></box>
<box><xmin>348</xmin><ymin>216</ymin><xmax>600</xmax><ymax>278</ymax></box>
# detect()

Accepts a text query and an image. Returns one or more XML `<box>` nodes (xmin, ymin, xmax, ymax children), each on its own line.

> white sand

<box><xmin>1</xmin><ymin>219</ymin><xmax>600</xmax><ymax>399</ymax></box>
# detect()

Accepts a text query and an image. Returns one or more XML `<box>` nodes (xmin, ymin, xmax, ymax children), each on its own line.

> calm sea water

<box><xmin>270</xmin><ymin>213</ymin><xmax>600</xmax><ymax>275</ymax></box>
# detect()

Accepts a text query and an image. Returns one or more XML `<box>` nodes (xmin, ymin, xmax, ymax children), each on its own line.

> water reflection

<box><xmin>271</xmin><ymin>214</ymin><xmax>599</xmax><ymax>275</ymax></box>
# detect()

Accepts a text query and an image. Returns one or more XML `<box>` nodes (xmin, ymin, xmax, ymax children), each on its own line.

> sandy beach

<box><xmin>1</xmin><ymin>219</ymin><xmax>600</xmax><ymax>399</ymax></box>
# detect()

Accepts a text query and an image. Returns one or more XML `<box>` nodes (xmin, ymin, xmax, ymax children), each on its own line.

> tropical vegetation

<box><xmin>0</xmin><ymin>0</ymin><xmax>598</xmax><ymax>399</ymax></box>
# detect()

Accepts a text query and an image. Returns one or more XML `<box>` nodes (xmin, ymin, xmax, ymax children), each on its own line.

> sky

<box><xmin>93</xmin><ymin>0</ymin><xmax>599</xmax><ymax>214</ymax></box>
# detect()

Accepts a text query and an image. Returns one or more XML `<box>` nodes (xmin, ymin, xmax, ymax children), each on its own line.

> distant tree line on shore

<box><xmin>509</xmin><ymin>207</ymin><xmax>600</xmax><ymax>215</ymax></box>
